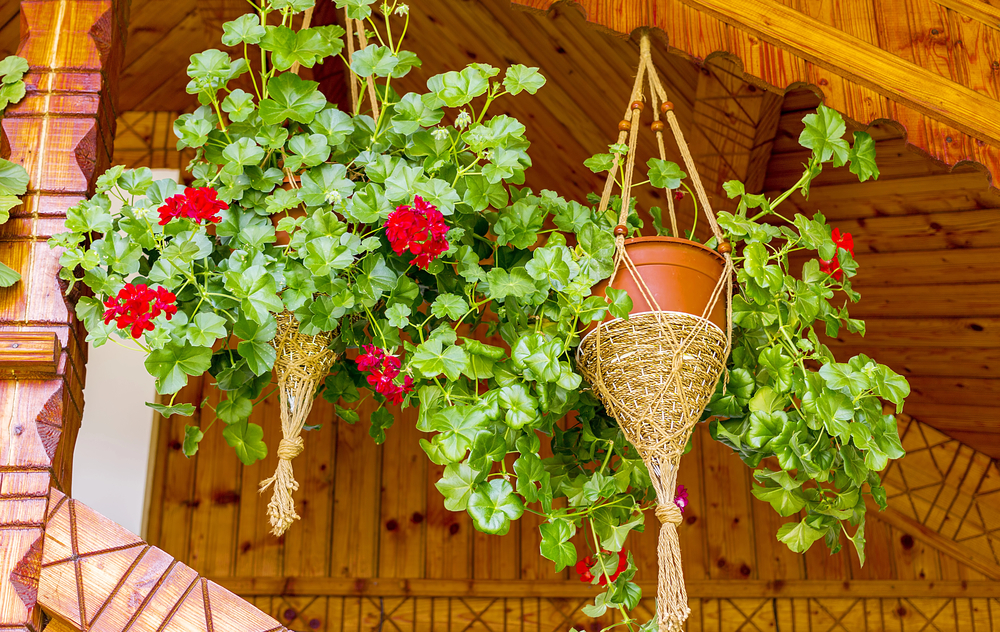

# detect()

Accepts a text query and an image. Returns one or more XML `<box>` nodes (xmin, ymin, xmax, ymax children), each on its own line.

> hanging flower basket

<box><xmin>575</xmin><ymin>31</ymin><xmax>734</xmax><ymax>632</ymax></box>
<box><xmin>258</xmin><ymin>310</ymin><xmax>337</xmax><ymax>536</ymax></box>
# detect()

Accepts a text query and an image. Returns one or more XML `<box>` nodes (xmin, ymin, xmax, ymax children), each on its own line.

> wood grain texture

<box><xmin>0</xmin><ymin>1</ymin><xmax>127</xmax><ymax>630</ymax></box>
<box><xmin>37</xmin><ymin>489</ymin><xmax>288</xmax><ymax>632</ymax></box>
<box><xmin>509</xmin><ymin>0</ymin><xmax>1000</xmax><ymax>186</ymax></box>
<box><xmin>0</xmin><ymin>332</ymin><xmax>60</xmax><ymax>374</ymax></box>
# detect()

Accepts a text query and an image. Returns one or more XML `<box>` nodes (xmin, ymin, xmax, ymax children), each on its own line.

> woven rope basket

<box><xmin>259</xmin><ymin>310</ymin><xmax>337</xmax><ymax>536</ymax></box>
<box><xmin>577</xmin><ymin>312</ymin><xmax>728</xmax><ymax>463</ymax></box>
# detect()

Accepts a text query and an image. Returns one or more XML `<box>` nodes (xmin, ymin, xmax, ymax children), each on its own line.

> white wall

<box><xmin>73</xmin><ymin>168</ymin><xmax>180</xmax><ymax>536</ymax></box>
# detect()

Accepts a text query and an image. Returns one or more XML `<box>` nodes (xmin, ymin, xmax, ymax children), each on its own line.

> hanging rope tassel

<box><xmin>259</xmin><ymin>311</ymin><xmax>337</xmax><ymax>536</ymax></box>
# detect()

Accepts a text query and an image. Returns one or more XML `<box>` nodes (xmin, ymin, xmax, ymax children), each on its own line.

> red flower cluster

<box><xmin>384</xmin><ymin>196</ymin><xmax>449</xmax><ymax>269</ymax></box>
<box><xmin>818</xmin><ymin>228</ymin><xmax>855</xmax><ymax>281</ymax></box>
<box><xmin>673</xmin><ymin>190</ymin><xmax>685</xmax><ymax>201</ymax></box>
<box><xmin>576</xmin><ymin>550</ymin><xmax>628</xmax><ymax>585</ymax></box>
<box><xmin>103</xmin><ymin>282</ymin><xmax>177</xmax><ymax>339</ymax></box>
<box><xmin>675</xmin><ymin>484</ymin><xmax>689</xmax><ymax>514</ymax></box>
<box><xmin>355</xmin><ymin>345</ymin><xmax>414</xmax><ymax>405</ymax></box>
<box><xmin>157</xmin><ymin>187</ymin><xmax>227</xmax><ymax>226</ymax></box>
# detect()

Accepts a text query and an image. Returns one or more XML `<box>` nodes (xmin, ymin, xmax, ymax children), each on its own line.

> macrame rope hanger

<box><xmin>577</xmin><ymin>29</ymin><xmax>735</xmax><ymax>632</ymax></box>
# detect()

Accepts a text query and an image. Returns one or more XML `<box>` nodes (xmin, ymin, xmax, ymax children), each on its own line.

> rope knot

<box><xmin>655</xmin><ymin>502</ymin><xmax>683</xmax><ymax>526</ymax></box>
<box><xmin>669</xmin><ymin>351</ymin><xmax>684</xmax><ymax>377</ymax></box>
<box><xmin>277</xmin><ymin>436</ymin><xmax>305</xmax><ymax>460</ymax></box>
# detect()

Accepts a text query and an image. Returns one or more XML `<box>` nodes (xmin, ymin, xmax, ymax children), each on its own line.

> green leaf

<box><xmin>216</xmin><ymin>395</ymin><xmax>253</xmax><ymax>424</ymax></box>
<box><xmin>583</xmin><ymin>153</ymin><xmax>615</xmax><ymax>173</ymax></box>
<box><xmin>0</xmin><ymin>159</ymin><xmax>29</xmax><ymax>197</ymax></box>
<box><xmin>525</xmin><ymin>246</ymin><xmax>575</xmax><ymax>291</ymax></box>
<box><xmin>146</xmin><ymin>402</ymin><xmax>196</xmax><ymax>418</ymax></box>
<box><xmin>486</xmin><ymin>268</ymin><xmax>535</xmax><ymax>300</ymax></box>
<box><xmin>467</xmin><ymin>479</ymin><xmax>524</xmax><ymax>535</ymax></box>
<box><xmin>503</xmin><ymin>64</ymin><xmax>546</xmax><ymax>95</ymax></box>
<box><xmin>431</xmin><ymin>293</ymin><xmax>468</xmax><ymax>319</ymax></box>
<box><xmin>604</xmin><ymin>287</ymin><xmax>633</xmax><ymax>320</ymax></box>
<box><xmin>144</xmin><ymin>344</ymin><xmax>213</xmax><ymax>394</ymax></box>
<box><xmin>259</xmin><ymin>73</ymin><xmax>326</xmax><ymax>124</ymax></box>
<box><xmin>182</xmin><ymin>425</ymin><xmax>204</xmax><ymax>457</ymax></box>
<box><xmin>647</xmin><ymin>158</ymin><xmax>686</xmax><ymax>189</ymax></box>
<box><xmin>799</xmin><ymin>104</ymin><xmax>850</xmax><ymax>165</ymax></box>
<box><xmin>234</xmin><ymin>315</ymin><xmax>278</xmax><ymax>376</ymax></box>
<box><xmin>222</xmin><ymin>420</ymin><xmax>268</xmax><ymax>465</ymax></box>
<box><xmin>819</xmin><ymin>362</ymin><xmax>870</xmax><ymax>397</ymax></box>
<box><xmin>427</xmin><ymin>66</ymin><xmax>491</xmax><ymax>108</ymax></box>
<box><xmin>498</xmin><ymin>383</ymin><xmax>539</xmax><ymax>429</ymax></box>
<box><xmin>186</xmin><ymin>312</ymin><xmax>229</xmax><ymax>347</ymax></box>
<box><xmin>323</xmin><ymin>370</ymin><xmax>361</xmax><ymax>404</ymax></box>
<box><xmin>0</xmin><ymin>261</ymin><xmax>20</xmax><ymax>287</ymax></box>
<box><xmin>758</xmin><ymin>346</ymin><xmax>794</xmax><ymax>393</ymax></box>
<box><xmin>411</xmin><ymin>338</ymin><xmax>468</xmax><ymax>381</ymax></box>
<box><xmin>848</xmin><ymin>131</ymin><xmax>879</xmax><ymax>182</ymax></box>
<box><xmin>385</xmin><ymin>303</ymin><xmax>411</xmax><ymax>328</ymax></box>
<box><xmin>221</xmin><ymin>14</ymin><xmax>266</xmax><ymax>46</ymax></box>
<box><xmin>334</xmin><ymin>0</ymin><xmax>377</xmax><ymax>20</ymax></box>
<box><xmin>223</xmin><ymin>137</ymin><xmax>265</xmax><ymax>166</ymax></box>
<box><xmin>435</xmin><ymin>463</ymin><xmax>480</xmax><ymax>511</ymax></box>
<box><xmin>350</xmin><ymin>44</ymin><xmax>399</xmax><ymax>77</ymax></box>
<box><xmin>873</xmin><ymin>365</ymin><xmax>909</xmax><ymax>411</ymax></box>
<box><xmin>221</xmin><ymin>88</ymin><xmax>256</xmax><ymax>122</ymax></box>
<box><xmin>369</xmin><ymin>408</ymin><xmax>394</xmax><ymax>444</ymax></box>
<box><xmin>776</xmin><ymin>518</ymin><xmax>826</xmax><ymax>553</ymax></box>
<box><xmin>539</xmin><ymin>519</ymin><xmax>577</xmax><ymax>571</ymax></box>
<box><xmin>752</xmin><ymin>482</ymin><xmax>807</xmax><ymax>516</ymax></box>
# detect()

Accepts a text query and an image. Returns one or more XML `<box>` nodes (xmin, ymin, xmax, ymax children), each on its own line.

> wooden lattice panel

<box><xmin>38</xmin><ymin>490</ymin><xmax>288</xmax><ymax>632</ymax></box>
<box><xmin>883</xmin><ymin>417</ymin><xmax>1000</xmax><ymax>570</ymax></box>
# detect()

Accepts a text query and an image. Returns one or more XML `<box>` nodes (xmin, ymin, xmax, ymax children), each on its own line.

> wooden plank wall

<box><xmin>143</xmin><ymin>376</ymin><xmax>1000</xmax><ymax>631</ymax></box>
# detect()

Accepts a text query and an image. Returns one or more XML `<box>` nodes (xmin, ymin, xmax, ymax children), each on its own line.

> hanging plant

<box><xmin>50</xmin><ymin>1</ymin><xmax>909</xmax><ymax>629</ymax></box>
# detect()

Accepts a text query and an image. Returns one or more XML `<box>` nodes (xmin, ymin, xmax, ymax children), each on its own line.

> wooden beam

<box><xmin>206</xmin><ymin>575</ymin><xmax>1000</xmax><ymax>599</ymax></box>
<box><xmin>0</xmin><ymin>332</ymin><xmax>60</xmax><ymax>374</ymax></box>
<box><xmin>38</xmin><ymin>490</ymin><xmax>289</xmax><ymax>632</ymax></box>
<box><xmin>0</xmin><ymin>1</ymin><xmax>127</xmax><ymax>630</ymax></box>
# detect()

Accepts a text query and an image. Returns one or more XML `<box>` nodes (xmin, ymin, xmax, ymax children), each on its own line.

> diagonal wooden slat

<box><xmin>37</xmin><ymin>490</ymin><xmax>289</xmax><ymax>632</ymax></box>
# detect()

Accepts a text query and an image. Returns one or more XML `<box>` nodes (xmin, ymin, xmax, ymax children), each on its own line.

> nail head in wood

<box><xmin>0</xmin><ymin>331</ymin><xmax>61</xmax><ymax>374</ymax></box>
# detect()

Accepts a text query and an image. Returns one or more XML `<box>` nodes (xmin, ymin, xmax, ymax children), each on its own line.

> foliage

<box><xmin>51</xmin><ymin>0</ymin><xmax>908</xmax><ymax>628</ymax></box>
<box><xmin>0</xmin><ymin>55</ymin><xmax>29</xmax><ymax>287</ymax></box>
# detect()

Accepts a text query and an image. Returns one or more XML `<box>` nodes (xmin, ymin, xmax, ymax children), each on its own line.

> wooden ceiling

<box><xmin>2</xmin><ymin>0</ymin><xmax>998</xmax><ymax>455</ymax></box>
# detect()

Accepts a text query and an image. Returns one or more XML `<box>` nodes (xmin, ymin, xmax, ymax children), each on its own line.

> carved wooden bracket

<box><xmin>0</xmin><ymin>332</ymin><xmax>61</xmax><ymax>374</ymax></box>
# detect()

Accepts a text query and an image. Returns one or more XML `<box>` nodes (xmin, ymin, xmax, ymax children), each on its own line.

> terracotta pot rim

<box><xmin>576</xmin><ymin>310</ymin><xmax>726</xmax><ymax>357</ymax></box>
<box><xmin>621</xmin><ymin>235</ymin><xmax>725</xmax><ymax>262</ymax></box>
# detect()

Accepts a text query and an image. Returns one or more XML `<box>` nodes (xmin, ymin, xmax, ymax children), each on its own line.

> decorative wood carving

<box><xmin>0</xmin><ymin>332</ymin><xmax>61</xmax><ymax>374</ymax></box>
<box><xmin>0</xmin><ymin>1</ymin><xmax>127</xmax><ymax>630</ymax></box>
<box><xmin>38</xmin><ymin>489</ymin><xmax>288</xmax><ymax>632</ymax></box>
<box><xmin>688</xmin><ymin>56</ymin><xmax>784</xmax><ymax>213</ymax></box>
<box><xmin>510</xmin><ymin>0</ymin><xmax>1000</xmax><ymax>188</ymax></box>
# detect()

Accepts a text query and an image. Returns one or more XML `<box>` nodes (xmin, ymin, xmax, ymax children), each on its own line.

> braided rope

<box><xmin>576</xmin><ymin>29</ymin><xmax>735</xmax><ymax>632</ymax></box>
<box><xmin>259</xmin><ymin>311</ymin><xmax>337</xmax><ymax>536</ymax></box>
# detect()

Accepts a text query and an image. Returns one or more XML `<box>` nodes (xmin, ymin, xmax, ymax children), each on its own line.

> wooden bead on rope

<box><xmin>651</xmin><ymin>120</ymin><xmax>665</xmax><ymax>132</ymax></box>
<box><xmin>630</xmin><ymin>100</ymin><xmax>644</xmax><ymax>111</ymax></box>
<box><xmin>618</xmin><ymin>119</ymin><xmax>632</xmax><ymax>131</ymax></box>
<box><xmin>660</xmin><ymin>101</ymin><xmax>674</xmax><ymax>113</ymax></box>
<box><xmin>614</xmin><ymin>225</ymin><xmax>629</xmax><ymax>237</ymax></box>
<box><xmin>717</xmin><ymin>241</ymin><xmax>732</xmax><ymax>255</ymax></box>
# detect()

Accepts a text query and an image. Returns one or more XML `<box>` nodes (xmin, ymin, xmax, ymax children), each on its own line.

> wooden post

<box><xmin>0</xmin><ymin>1</ymin><xmax>127</xmax><ymax>630</ymax></box>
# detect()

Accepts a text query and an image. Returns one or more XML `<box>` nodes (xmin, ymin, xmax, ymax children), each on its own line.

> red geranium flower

<box><xmin>673</xmin><ymin>190</ymin><xmax>685</xmax><ymax>201</ymax></box>
<box><xmin>576</xmin><ymin>550</ymin><xmax>629</xmax><ymax>585</ymax></box>
<box><xmin>157</xmin><ymin>187</ymin><xmax>227</xmax><ymax>226</ymax></box>
<box><xmin>102</xmin><ymin>282</ymin><xmax>178</xmax><ymax>339</ymax></box>
<box><xmin>818</xmin><ymin>227</ymin><xmax>855</xmax><ymax>281</ymax></box>
<box><xmin>355</xmin><ymin>345</ymin><xmax>414</xmax><ymax>405</ymax></box>
<box><xmin>384</xmin><ymin>196</ymin><xmax>450</xmax><ymax>269</ymax></box>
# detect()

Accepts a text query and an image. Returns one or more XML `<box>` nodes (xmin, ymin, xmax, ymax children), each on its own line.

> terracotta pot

<box><xmin>588</xmin><ymin>236</ymin><xmax>727</xmax><ymax>332</ymax></box>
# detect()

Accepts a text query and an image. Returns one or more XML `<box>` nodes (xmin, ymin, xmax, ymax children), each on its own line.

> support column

<box><xmin>0</xmin><ymin>1</ymin><xmax>127</xmax><ymax>629</ymax></box>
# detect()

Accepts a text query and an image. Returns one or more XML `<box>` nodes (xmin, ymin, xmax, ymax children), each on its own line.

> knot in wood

<box><xmin>655</xmin><ymin>502</ymin><xmax>682</xmax><ymax>525</ymax></box>
<box><xmin>277</xmin><ymin>436</ymin><xmax>305</xmax><ymax>460</ymax></box>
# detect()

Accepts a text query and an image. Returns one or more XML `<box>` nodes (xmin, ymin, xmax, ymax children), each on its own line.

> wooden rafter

<box><xmin>510</xmin><ymin>0</ymin><xmax>1000</xmax><ymax>187</ymax></box>
<box><xmin>0</xmin><ymin>1</ymin><xmax>127</xmax><ymax>630</ymax></box>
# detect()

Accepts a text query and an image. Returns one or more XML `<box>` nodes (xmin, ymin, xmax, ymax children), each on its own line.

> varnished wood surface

<box><xmin>38</xmin><ymin>489</ymin><xmax>288</xmax><ymax>632</ymax></box>
<box><xmin>0</xmin><ymin>332</ymin><xmax>61</xmax><ymax>374</ymax></box>
<box><xmin>509</xmin><ymin>0</ymin><xmax>1000</xmax><ymax>189</ymax></box>
<box><xmin>0</xmin><ymin>1</ymin><xmax>127</xmax><ymax>630</ymax></box>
